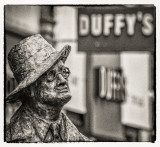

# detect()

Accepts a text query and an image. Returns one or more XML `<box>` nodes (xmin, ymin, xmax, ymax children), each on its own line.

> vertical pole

<box><xmin>40</xmin><ymin>6</ymin><xmax>56</xmax><ymax>46</ymax></box>
<box><xmin>84</xmin><ymin>53</ymin><xmax>92</xmax><ymax>136</ymax></box>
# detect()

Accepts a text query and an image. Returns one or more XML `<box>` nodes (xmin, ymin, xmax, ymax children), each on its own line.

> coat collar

<box><xmin>9</xmin><ymin>104</ymin><xmax>89</xmax><ymax>142</ymax></box>
<box><xmin>10</xmin><ymin>104</ymin><xmax>67</xmax><ymax>142</ymax></box>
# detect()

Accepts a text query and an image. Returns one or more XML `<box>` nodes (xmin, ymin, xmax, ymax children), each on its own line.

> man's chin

<box><xmin>57</xmin><ymin>92</ymin><xmax>72</xmax><ymax>104</ymax></box>
<box><xmin>44</xmin><ymin>92</ymin><xmax>72</xmax><ymax>107</ymax></box>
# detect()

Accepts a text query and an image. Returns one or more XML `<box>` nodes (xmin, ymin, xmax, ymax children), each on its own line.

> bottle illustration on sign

<box><xmin>99</xmin><ymin>66</ymin><xmax>107</xmax><ymax>98</ymax></box>
<box><xmin>106</xmin><ymin>69</ymin><xmax>112</xmax><ymax>100</ymax></box>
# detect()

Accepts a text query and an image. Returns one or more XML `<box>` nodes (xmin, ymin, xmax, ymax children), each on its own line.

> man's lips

<box><xmin>55</xmin><ymin>86</ymin><xmax>69</xmax><ymax>93</ymax></box>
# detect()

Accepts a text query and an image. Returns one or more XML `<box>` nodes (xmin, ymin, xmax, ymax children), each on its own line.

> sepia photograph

<box><xmin>4</xmin><ymin>4</ymin><xmax>156</xmax><ymax>143</ymax></box>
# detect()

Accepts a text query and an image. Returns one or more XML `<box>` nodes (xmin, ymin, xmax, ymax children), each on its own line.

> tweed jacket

<box><xmin>6</xmin><ymin>104</ymin><xmax>89</xmax><ymax>143</ymax></box>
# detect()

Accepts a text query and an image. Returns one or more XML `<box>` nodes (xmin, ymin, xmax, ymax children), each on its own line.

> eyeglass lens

<box><xmin>46</xmin><ymin>66</ymin><xmax>70</xmax><ymax>82</ymax></box>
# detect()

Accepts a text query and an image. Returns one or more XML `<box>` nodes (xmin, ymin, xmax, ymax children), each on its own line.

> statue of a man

<box><xmin>6</xmin><ymin>34</ymin><xmax>90</xmax><ymax>142</ymax></box>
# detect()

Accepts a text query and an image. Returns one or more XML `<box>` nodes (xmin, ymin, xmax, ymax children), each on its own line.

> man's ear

<box><xmin>23</xmin><ymin>85</ymin><xmax>35</xmax><ymax>97</ymax></box>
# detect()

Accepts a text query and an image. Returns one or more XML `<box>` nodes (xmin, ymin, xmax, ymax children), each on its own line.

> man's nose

<box><xmin>57</xmin><ymin>74</ymin><xmax>67</xmax><ymax>86</ymax></box>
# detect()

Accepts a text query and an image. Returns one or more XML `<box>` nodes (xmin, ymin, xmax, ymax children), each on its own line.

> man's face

<box><xmin>34</xmin><ymin>60</ymin><xmax>71</xmax><ymax>107</ymax></box>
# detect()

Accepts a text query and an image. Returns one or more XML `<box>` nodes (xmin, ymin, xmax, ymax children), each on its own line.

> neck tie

<box><xmin>44</xmin><ymin>126</ymin><xmax>54</xmax><ymax>142</ymax></box>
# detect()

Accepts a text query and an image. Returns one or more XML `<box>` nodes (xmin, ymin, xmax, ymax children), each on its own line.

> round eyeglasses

<box><xmin>46</xmin><ymin>66</ymin><xmax>70</xmax><ymax>82</ymax></box>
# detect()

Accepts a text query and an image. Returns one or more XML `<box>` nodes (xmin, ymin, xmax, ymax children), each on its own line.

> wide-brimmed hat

<box><xmin>6</xmin><ymin>34</ymin><xmax>71</xmax><ymax>103</ymax></box>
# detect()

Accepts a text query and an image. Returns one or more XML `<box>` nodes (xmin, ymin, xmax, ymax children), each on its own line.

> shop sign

<box><xmin>78</xmin><ymin>6</ymin><xmax>155</xmax><ymax>52</ymax></box>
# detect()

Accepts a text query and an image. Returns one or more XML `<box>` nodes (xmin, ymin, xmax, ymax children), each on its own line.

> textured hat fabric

<box><xmin>7</xmin><ymin>34</ymin><xmax>71</xmax><ymax>103</ymax></box>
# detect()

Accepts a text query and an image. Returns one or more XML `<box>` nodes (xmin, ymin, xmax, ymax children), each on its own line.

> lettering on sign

<box><xmin>95</xmin><ymin>67</ymin><xmax>125</xmax><ymax>102</ymax></box>
<box><xmin>131</xmin><ymin>95</ymin><xmax>144</xmax><ymax>106</ymax></box>
<box><xmin>79</xmin><ymin>11</ymin><xmax>153</xmax><ymax>37</ymax></box>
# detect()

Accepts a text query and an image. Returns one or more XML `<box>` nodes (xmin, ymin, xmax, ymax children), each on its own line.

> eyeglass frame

<box><xmin>43</xmin><ymin>65</ymin><xmax>71</xmax><ymax>82</ymax></box>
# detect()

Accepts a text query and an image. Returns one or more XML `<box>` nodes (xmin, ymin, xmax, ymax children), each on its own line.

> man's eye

<box><xmin>62</xmin><ymin>67</ymin><xmax>70</xmax><ymax>79</ymax></box>
<box><xmin>46</xmin><ymin>70</ymin><xmax>56</xmax><ymax>82</ymax></box>
<box><xmin>62</xmin><ymin>69</ymin><xmax>66</xmax><ymax>74</ymax></box>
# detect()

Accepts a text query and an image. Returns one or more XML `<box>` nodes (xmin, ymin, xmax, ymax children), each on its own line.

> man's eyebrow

<box><xmin>49</xmin><ymin>69</ymin><xmax>56</xmax><ymax>72</ymax></box>
<box><xmin>61</xmin><ymin>66</ymin><xmax>70</xmax><ymax>70</ymax></box>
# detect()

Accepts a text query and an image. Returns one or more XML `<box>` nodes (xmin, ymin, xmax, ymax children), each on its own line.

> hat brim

<box><xmin>6</xmin><ymin>45</ymin><xmax>71</xmax><ymax>103</ymax></box>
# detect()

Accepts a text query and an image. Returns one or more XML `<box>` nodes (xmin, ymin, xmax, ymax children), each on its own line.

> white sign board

<box><xmin>120</xmin><ymin>52</ymin><xmax>152</xmax><ymax>129</ymax></box>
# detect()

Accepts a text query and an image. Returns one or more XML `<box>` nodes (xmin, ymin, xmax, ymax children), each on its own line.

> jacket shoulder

<box><xmin>5</xmin><ymin>124</ymin><xmax>26</xmax><ymax>143</ymax></box>
<box><xmin>5</xmin><ymin>105</ymin><xmax>31</xmax><ymax>142</ymax></box>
